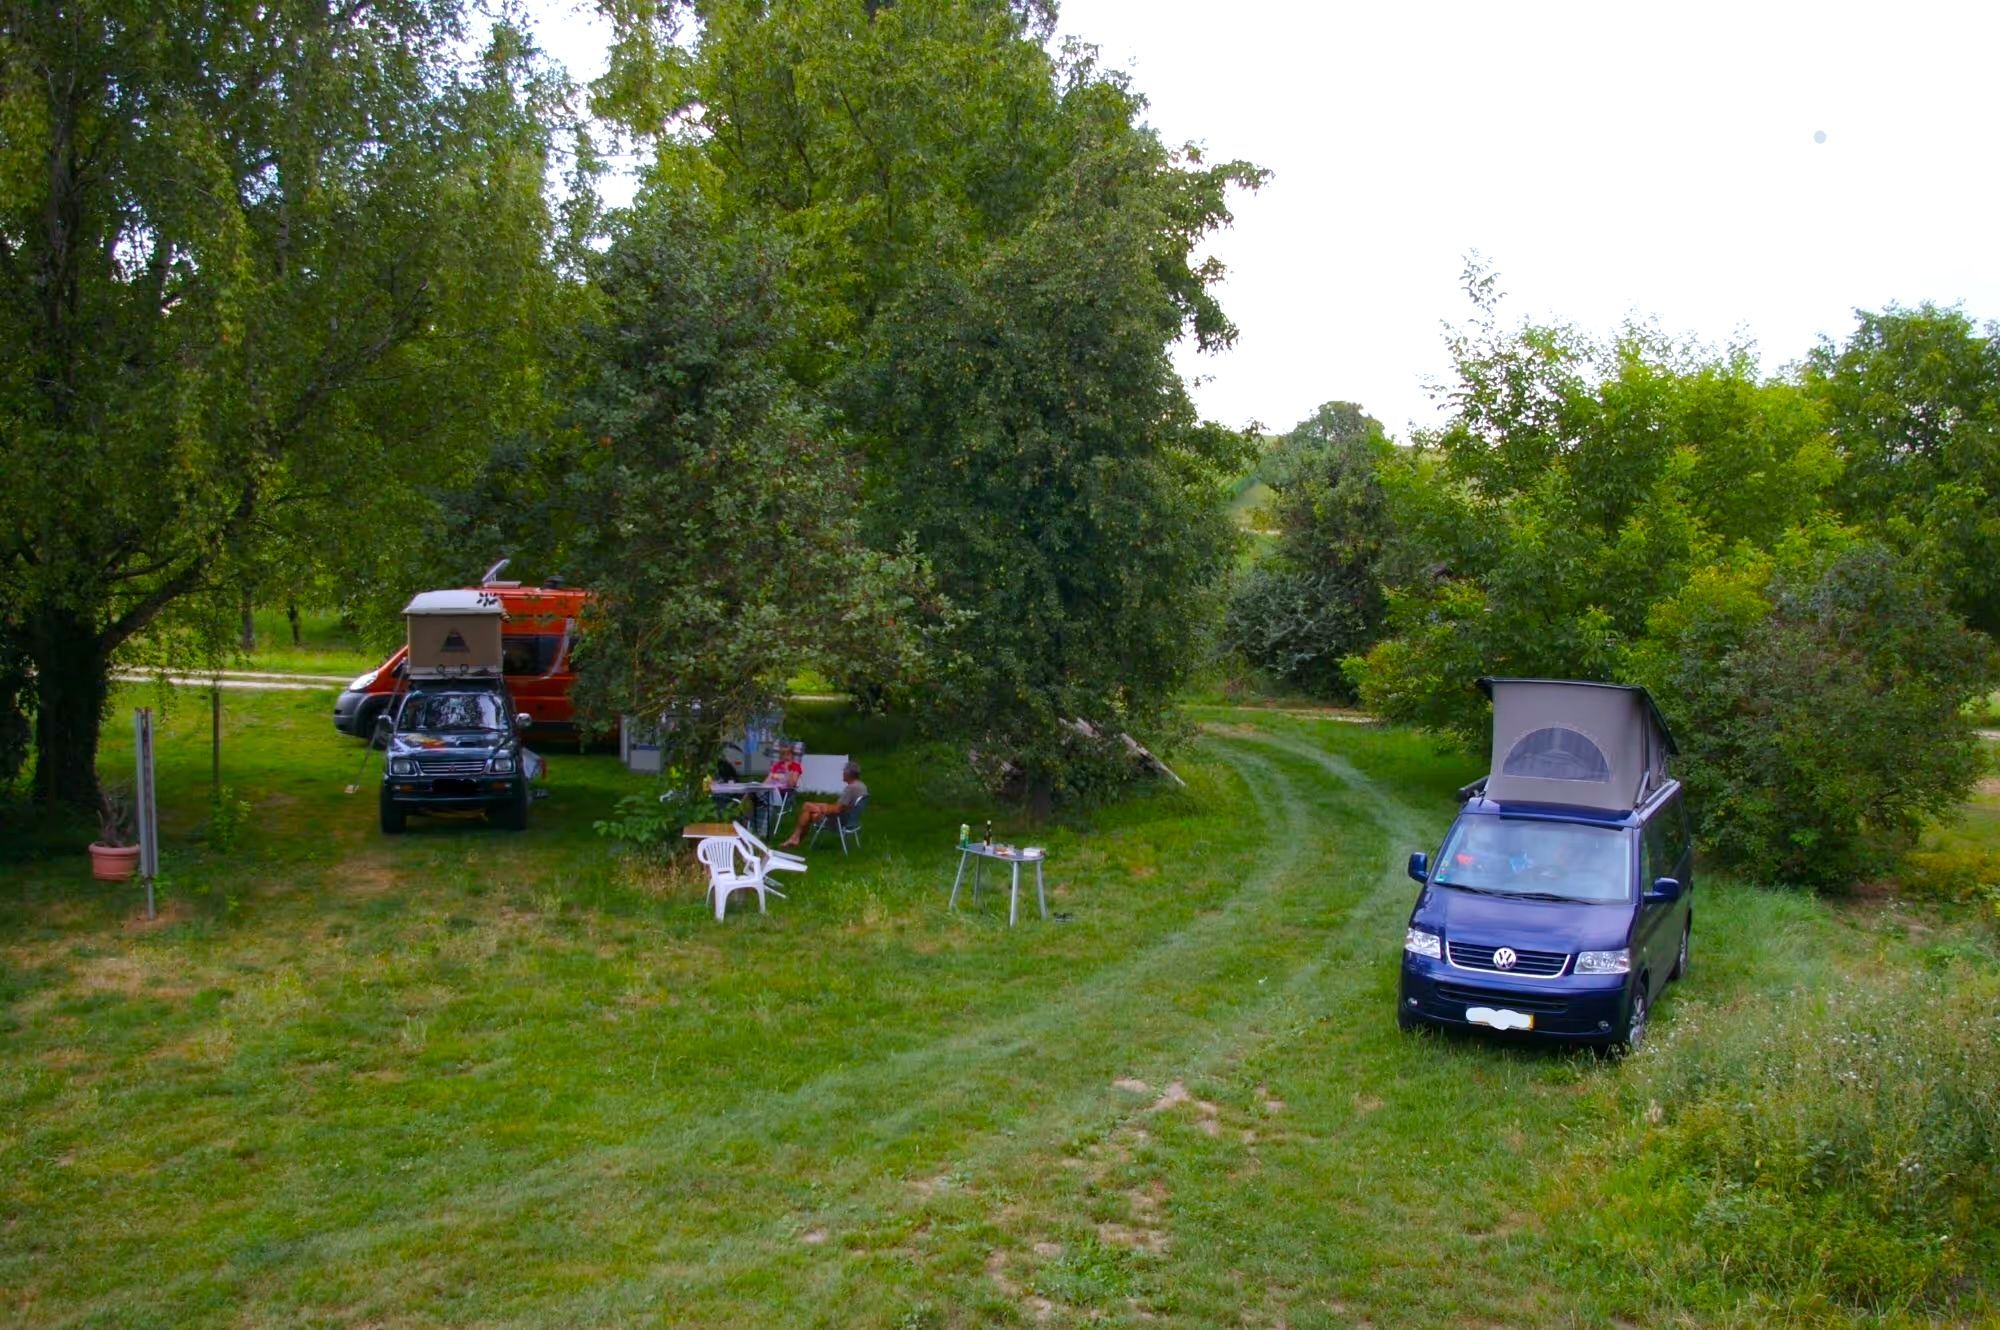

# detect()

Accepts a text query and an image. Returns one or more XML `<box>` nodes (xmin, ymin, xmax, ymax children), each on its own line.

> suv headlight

<box><xmin>490</xmin><ymin>755</ymin><xmax>516</xmax><ymax>775</ymax></box>
<box><xmin>349</xmin><ymin>669</ymin><xmax>379</xmax><ymax>692</ymax></box>
<box><xmin>388</xmin><ymin>757</ymin><xmax>417</xmax><ymax>776</ymax></box>
<box><xmin>1575</xmin><ymin>948</ymin><xmax>1631</xmax><ymax>974</ymax></box>
<box><xmin>1404</xmin><ymin>927</ymin><xmax>1442</xmax><ymax>959</ymax></box>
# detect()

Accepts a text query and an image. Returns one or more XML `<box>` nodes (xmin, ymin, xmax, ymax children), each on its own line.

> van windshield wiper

<box><xmin>1494</xmin><ymin>889</ymin><xmax>1601</xmax><ymax>903</ymax></box>
<box><xmin>1431</xmin><ymin>879</ymin><xmax>1506</xmax><ymax>895</ymax></box>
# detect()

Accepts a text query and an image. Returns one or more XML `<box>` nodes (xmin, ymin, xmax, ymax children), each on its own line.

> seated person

<box><xmin>781</xmin><ymin>761</ymin><xmax>866</xmax><ymax>848</ymax></box>
<box><xmin>749</xmin><ymin>742</ymin><xmax>803</xmax><ymax>830</ymax></box>
<box><xmin>767</xmin><ymin>742</ymin><xmax>802</xmax><ymax>792</ymax></box>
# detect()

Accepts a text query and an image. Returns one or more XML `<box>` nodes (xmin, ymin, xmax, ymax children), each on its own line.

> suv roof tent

<box><xmin>404</xmin><ymin>589</ymin><xmax>506</xmax><ymax>681</ymax></box>
<box><xmin>1476</xmin><ymin>677</ymin><xmax>1677</xmax><ymax>813</ymax></box>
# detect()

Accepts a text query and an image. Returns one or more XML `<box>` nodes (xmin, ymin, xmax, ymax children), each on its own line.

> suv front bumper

<box><xmin>381</xmin><ymin>774</ymin><xmax>522</xmax><ymax>807</ymax></box>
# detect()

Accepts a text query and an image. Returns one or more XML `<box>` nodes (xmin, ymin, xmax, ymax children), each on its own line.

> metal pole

<box><xmin>211</xmin><ymin>680</ymin><xmax>221</xmax><ymax>795</ymax></box>
<box><xmin>134</xmin><ymin>708</ymin><xmax>158</xmax><ymax>919</ymax></box>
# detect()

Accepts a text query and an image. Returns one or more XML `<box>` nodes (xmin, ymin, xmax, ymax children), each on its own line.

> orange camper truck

<box><xmin>332</xmin><ymin>561</ymin><xmax>592</xmax><ymax>745</ymax></box>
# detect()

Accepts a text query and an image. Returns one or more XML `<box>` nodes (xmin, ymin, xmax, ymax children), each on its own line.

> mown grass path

<box><xmin>4</xmin><ymin>695</ymin><xmax>1975</xmax><ymax>1327</ymax></box>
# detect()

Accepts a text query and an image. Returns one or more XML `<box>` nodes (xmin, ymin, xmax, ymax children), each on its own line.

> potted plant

<box><xmin>89</xmin><ymin>783</ymin><xmax>141</xmax><ymax>881</ymax></box>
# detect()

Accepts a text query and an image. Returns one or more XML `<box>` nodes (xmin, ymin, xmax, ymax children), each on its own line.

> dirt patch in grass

<box><xmin>121</xmin><ymin>896</ymin><xmax>195</xmax><ymax>932</ymax></box>
<box><xmin>1096</xmin><ymin>1220</ymin><xmax>1167</xmax><ymax>1253</ymax></box>
<box><xmin>337</xmin><ymin>860</ymin><xmax>401</xmax><ymax>897</ymax></box>
<box><xmin>69</xmin><ymin>952</ymin><xmax>194</xmax><ymax>1001</ymax></box>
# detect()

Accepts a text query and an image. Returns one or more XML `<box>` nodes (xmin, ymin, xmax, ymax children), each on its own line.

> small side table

<box><xmin>948</xmin><ymin>844</ymin><xmax>1048</xmax><ymax>926</ymax></box>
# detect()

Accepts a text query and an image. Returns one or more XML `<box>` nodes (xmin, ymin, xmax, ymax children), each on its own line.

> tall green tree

<box><xmin>1354</xmin><ymin>278</ymin><xmax>1838</xmax><ymax>745</ymax></box>
<box><xmin>1225</xmin><ymin>401</ymin><xmax>1406</xmax><ymax>700</ymax></box>
<box><xmin>0</xmin><ymin>0</ymin><xmax>568</xmax><ymax>804</ymax></box>
<box><xmin>562</xmin><ymin>193</ymin><xmax>935</xmax><ymax>771</ymax></box>
<box><xmin>1805</xmin><ymin>304</ymin><xmax>2000</xmax><ymax>636</ymax></box>
<box><xmin>599</xmin><ymin>0</ymin><xmax>1265</xmax><ymax>808</ymax></box>
<box><xmin>849</xmin><ymin>138</ymin><xmax>1253</xmax><ymax>812</ymax></box>
<box><xmin>1353</xmin><ymin>279</ymin><xmax>1997</xmax><ymax>885</ymax></box>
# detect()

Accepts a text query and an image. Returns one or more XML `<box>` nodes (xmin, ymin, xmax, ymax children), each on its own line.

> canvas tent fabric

<box><xmin>1477</xmin><ymin>678</ymin><xmax>1676</xmax><ymax>812</ymax></box>
<box><xmin>404</xmin><ymin>590</ymin><xmax>505</xmax><ymax>680</ymax></box>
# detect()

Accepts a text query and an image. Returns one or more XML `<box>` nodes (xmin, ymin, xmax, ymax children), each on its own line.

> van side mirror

<box><xmin>515</xmin><ymin>713</ymin><xmax>533</xmax><ymax>731</ymax></box>
<box><xmin>1407</xmin><ymin>852</ymin><xmax>1430</xmax><ymax>885</ymax></box>
<box><xmin>372</xmin><ymin>713</ymin><xmax>394</xmax><ymax>739</ymax></box>
<box><xmin>1644</xmin><ymin>876</ymin><xmax>1681</xmax><ymax>904</ymax></box>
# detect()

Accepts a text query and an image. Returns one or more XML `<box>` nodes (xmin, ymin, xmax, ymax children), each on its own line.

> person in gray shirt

<box><xmin>782</xmin><ymin>761</ymin><xmax>866</xmax><ymax>848</ymax></box>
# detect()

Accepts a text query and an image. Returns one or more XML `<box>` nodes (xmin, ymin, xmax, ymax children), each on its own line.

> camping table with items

<box><xmin>708</xmin><ymin>780</ymin><xmax>792</xmax><ymax>836</ymax></box>
<box><xmin>948</xmin><ymin>843</ymin><xmax>1048</xmax><ymax>926</ymax></box>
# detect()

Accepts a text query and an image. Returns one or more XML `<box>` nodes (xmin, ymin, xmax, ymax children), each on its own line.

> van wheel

<box><xmin>1670</xmin><ymin>919</ymin><xmax>1690</xmax><ymax>981</ymax></box>
<box><xmin>379</xmin><ymin>787</ymin><xmax>406</xmax><ymax>835</ymax></box>
<box><xmin>1397</xmin><ymin>1007</ymin><xmax>1419</xmax><ymax>1033</ymax></box>
<box><xmin>1618</xmin><ymin>986</ymin><xmax>1649</xmax><ymax>1053</ymax></box>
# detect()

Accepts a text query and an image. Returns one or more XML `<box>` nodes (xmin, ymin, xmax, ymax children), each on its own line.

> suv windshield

<box><xmin>398</xmin><ymin>692</ymin><xmax>506</xmax><ymax>733</ymax></box>
<box><xmin>1433</xmin><ymin>818</ymin><xmax>1633</xmax><ymax>903</ymax></box>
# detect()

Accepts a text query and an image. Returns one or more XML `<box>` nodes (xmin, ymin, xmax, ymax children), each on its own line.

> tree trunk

<box><xmin>1027</xmin><ymin>776</ymin><xmax>1054</xmax><ymax>824</ymax></box>
<box><xmin>29</xmin><ymin>611</ymin><xmax>109</xmax><ymax>809</ymax></box>
<box><xmin>287</xmin><ymin>601</ymin><xmax>301</xmax><ymax>646</ymax></box>
<box><xmin>239</xmin><ymin>589</ymin><xmax>255</xmax><ymax>653</ymax></box>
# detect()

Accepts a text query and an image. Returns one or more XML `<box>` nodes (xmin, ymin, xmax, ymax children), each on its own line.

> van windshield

<box><xmin>1433</xmin><ymin>818</ymin><xmax>1633</xmax><ymax>903</ymax></box>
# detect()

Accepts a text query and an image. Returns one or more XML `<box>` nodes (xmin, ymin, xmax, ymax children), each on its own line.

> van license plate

<box><xmin>1466</xmin><ymin>1006</ymin><xmax>1534</xmax><ymax>1032</ymax></box>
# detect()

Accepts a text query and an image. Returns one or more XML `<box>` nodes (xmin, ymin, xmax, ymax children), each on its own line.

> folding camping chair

<box><xmin>808</xmin><ymin>794</ymin><xmax>868</xmax><ymax>854</ymax></box>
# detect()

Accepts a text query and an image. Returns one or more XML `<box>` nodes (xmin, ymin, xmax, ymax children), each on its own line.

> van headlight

<box><xmin>490</xmin><ymin>755</ymin><xmax>515</xmax><ymax>775</ymax></box>
<box><xmin>1575</xmin><ymin>948</ymin><xmax>1631</xmax><ymax>974</ymax></box>
<box><xmin>388</xmin><ymin>757</ymin><xmax>417</xmax><ymax>776</ymax></box>
<box><xmin>1404</xmin><ymin>927</ymin><xmax>1442</xmax><ymax>959</ymax></box>
<box><xmin>349</xmin><ymin>669</ymin><xmax>379</xmax><ymax>691</ymax></box>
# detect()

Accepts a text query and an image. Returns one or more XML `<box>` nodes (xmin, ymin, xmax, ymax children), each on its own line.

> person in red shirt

<box><xmin>757</xmin><ymin>742</ymin><xmax>803</xmax><ymax>835</ymax></box>
<box><xmin>767</xmin><ymin>743</ymin><xmax>802</xmax><ymax>791</ymax></box>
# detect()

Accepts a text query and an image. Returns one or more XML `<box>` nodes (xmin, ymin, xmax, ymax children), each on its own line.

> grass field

<box><xmin>1</xmin><ymin>687</ymin><xmax>1994</xmax><ymax>1326</ymax></box>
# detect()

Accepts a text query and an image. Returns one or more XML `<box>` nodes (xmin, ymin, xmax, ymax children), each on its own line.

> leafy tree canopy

<box><xmin>0</xmin><ymin>0</ymin><xmax>574</xmax><ymax>803</ymax></box>
<box><xmin>560</xmin><ymin>193</ymin><xmax>938</xmax><ymax>769</ymax></box>
<box><xmin>1805</xmin><ymin>303</ymin><xmax>2000</xmax><ymax>636</ymax></box>
<box><xmin>1350</xmin><ymin>272</ymin><xmax>1998</xmax><ymax>885</ymax></box>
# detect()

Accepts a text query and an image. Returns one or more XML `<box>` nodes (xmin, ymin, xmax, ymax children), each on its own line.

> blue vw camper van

<box><xmin>1399</xmin><ymin>678</ymin><xmax>1693</xmax><ymax>1049</ymax></box>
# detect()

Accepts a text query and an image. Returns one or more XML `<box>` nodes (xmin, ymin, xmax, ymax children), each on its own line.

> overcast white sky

<box><xmin>534</xmin><ymin>1</ymin><xmax>2000</xmax><ymax>440</ymax></box>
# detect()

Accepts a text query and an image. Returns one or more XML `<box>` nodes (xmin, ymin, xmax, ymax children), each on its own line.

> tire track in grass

<box><xmin>573</xmin><ymin>726</ymin><xmax>1426</xmax><ymax>1322</ymax></box>
<box><xmin>83</xmin><ymin>721</ymin><xmax>1418</xmax><ymax>1326</ymax></box>
<box><xmin>176</xmin><ymin>739</ymin><xmax>1336</xmax><ymax>1277</ymax></box>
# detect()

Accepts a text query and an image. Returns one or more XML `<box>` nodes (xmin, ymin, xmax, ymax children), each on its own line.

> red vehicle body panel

<box><xmin>336</xmin><ymin>585</ymin><xmax>591</xmax><ymax>740</ymax></box>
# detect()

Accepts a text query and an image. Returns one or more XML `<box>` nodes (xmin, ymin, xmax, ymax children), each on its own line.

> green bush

<box><xmin>1636</xmin><ymin>544</ymin><xmax>1998</xmax><ymax>889</ymax></box>
<box><xmin>1591</xmin><ymin>967</ymin><xmax>2000</xmax><ymax>1315</ymax></box>
<box><xmin>1223</xmin><ymin>565</ymin><xmax>1375</xmax><ymax>702</ymax></box>
<box><xmin>593</xmin><ymin>778</ymin><xmax>708</xmax><ymax>854</ymax></box>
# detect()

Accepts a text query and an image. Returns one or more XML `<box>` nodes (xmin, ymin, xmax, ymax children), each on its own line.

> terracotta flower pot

<box><xmin>89</xmin><ymin>843</ymin><xmax>140</xmax><ymax>882</ymax></box>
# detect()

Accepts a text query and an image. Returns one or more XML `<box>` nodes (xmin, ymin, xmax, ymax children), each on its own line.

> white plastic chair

<box><xmin>696</xmin><ymin>835</ymin><xmax>785</xmax><ymax>920</ymax></box>
<box><xmin>732</xmin><ymin>822</ymin><xmax>808</xmax><ymax>883</ymax></box>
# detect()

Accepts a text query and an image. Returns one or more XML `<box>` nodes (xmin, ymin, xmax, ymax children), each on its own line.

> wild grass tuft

<box><xmin>1589</xmin><ymin>963</ymin><xmax>2000</xmax><ymax>1317</ymax></box>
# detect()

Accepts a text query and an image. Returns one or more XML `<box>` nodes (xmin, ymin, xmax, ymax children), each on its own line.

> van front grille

<box><xmin>1447</xmin><ymin>940</ymin><xmax>1569</xmax><ymax>978</ymax></box>
<box><xmin>1434</xmin><ymin>982</ymin><xmax>1569</xmax><ymax>1015</ymax></box>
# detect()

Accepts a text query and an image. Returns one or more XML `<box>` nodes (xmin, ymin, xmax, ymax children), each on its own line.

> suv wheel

<box><xmin>379</xmin><ymin>785</ymin><xmax>406</xmax><ymax>835</ymax></box>
<box><xmin>1670</xmin><ymin>919</ymin><xmax>1690</xmax><ymax>981</ymax></box>
<box><xmin>493</xmin><ymin>781</ymin><xmax>529</xmax><ymax>831</ymax></box>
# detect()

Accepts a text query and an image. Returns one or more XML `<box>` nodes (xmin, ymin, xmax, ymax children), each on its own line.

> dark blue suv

<box><xmin>1397</xmin><ymin>679</ymin><xmax>1694</xmax><ymax>1050</ymax></box>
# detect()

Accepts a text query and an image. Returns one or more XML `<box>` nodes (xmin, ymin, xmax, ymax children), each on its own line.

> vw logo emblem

<box><xmin>1493</xmin><ymin>947</ymin><xmax>1518</xmax><ymax>970</ymax></box>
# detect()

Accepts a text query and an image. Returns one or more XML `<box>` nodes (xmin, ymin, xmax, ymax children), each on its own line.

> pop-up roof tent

<box><xmin>1477</xmin><ymin>677</ymin><xmax>1677</xmax><ymax>812</ymax></box>
<box><xmin>403</xmin><ymin>589</ymin><xmax>505</xmax><ymax>680</ymax></box>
